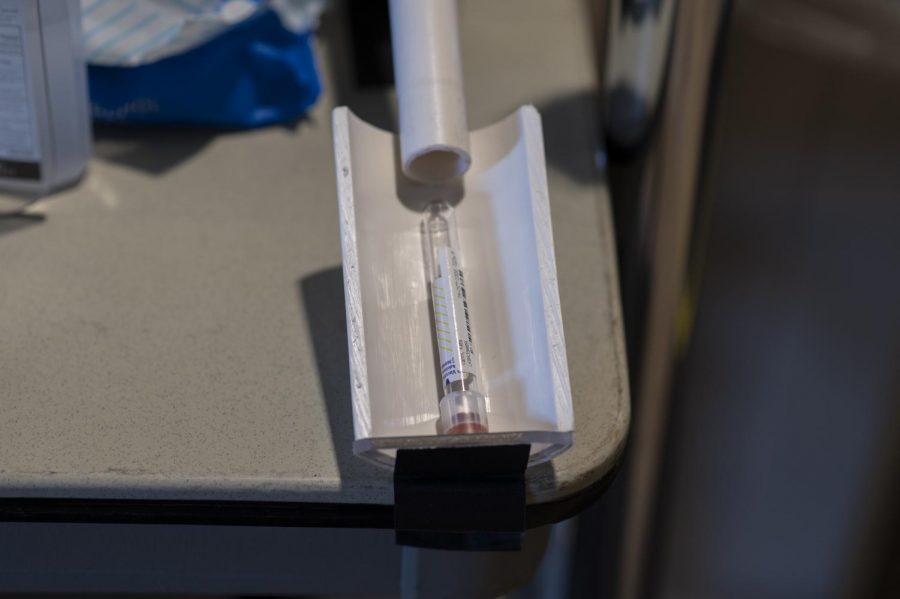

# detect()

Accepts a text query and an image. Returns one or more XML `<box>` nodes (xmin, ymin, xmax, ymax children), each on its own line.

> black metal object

<box><xmin>347</xmin><ymin>0</ymin><xmax>394</xmax><ymax>87</ymax></box>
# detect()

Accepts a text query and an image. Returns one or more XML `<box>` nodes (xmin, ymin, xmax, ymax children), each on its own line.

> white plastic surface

<box><xmin>389</xmin><ymin>0</ymin><xmax>470</xmax><ymax>184</ymax></box>
<box><xmin>333</xmin><ymin>105</ymin><xmax>574</xmax><ymax>468</ymax></box>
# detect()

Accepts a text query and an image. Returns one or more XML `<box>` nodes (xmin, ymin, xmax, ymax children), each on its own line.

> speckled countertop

<box><xmin>0</xmin><ymin>0</ymin><xmax>628</xmax><ymax>506</ymax></box>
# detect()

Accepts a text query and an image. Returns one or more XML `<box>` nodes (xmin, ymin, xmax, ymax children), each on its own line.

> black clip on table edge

<box><xmin>393</xmin><ymin>444</ymin><xmax>531</xmax><ymax>551</ymax></box>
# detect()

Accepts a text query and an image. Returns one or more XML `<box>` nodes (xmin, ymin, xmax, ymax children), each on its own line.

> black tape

<box><xmin>393</xmin><ymin>444</ymin><xmax>530</xmax><ymax>551</ymax></box>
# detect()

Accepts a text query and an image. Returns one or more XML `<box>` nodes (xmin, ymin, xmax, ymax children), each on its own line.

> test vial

<box><xmin>422</xmin><ymin>202</ymin><xmax>489</xmax><ymax>434</ymax></box>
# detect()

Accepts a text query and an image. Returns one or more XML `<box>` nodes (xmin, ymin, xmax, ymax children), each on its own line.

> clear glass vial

<box><xmin>422</xmin><ymin>202</ymin><xmax>489</xmax><ymax>434</ymax></box>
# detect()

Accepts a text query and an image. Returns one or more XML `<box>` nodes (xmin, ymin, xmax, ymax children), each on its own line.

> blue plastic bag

<box><xmin>88</xmin><ymin>7</ymin><xmax>321</xmax><ymax>128</ymax></box>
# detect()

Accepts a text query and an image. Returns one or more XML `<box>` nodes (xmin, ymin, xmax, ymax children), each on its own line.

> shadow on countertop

<box><xmin>299</xmin><ymin>266</ymin><xmax>389</xmax><ymax>485</ymax></box>
<box><xmin>536</xmin><ymin>89</ymin><xmax>606</xmax><ymax>186</ymax></box>
<box><xmin>91</xmin><ymin>118</ymin><xmax>307</xmax><ymax>176</ymax></box>
<box><xmin>0</xmin><ymin>201</ymin><xmax>45</xmax><ymax>237</ymax></box>
<box><xmin>91</xmin><ymin>123</ymin><xmax>220</xmax><ymax>176</ymax></box>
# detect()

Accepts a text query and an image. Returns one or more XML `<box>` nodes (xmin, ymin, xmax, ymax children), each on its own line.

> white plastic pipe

<box><xmin>389</xmin><ymin>0</ymin><xmax>471</xmax><ymax>184</ymax></box>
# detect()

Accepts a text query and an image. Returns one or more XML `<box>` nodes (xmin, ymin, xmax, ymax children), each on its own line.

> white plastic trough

<box><xmin>332</xmin><ymin>106</ymin><xmax>574</xmax><ymax>468</ymax></box>
<box><xmin>331</xmin><ymin>0</ymin><xmax>573</xmax><ymax>469</ymax></box>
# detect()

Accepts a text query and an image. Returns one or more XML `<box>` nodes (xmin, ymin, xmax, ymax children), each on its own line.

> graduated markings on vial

<box><xmin>432</xmin><ymin>281</ymin><xmax>455</xmax><ymax>353</ymax></box>
<box><xmin>456</xmin><ymin>268</ymin><xmax>473</xmax><ymax>347</ymax></box>
<box><xmin>433</xmin><ymin>247</ymin><xmax>476</xmax><ymax>384</ymax></box>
